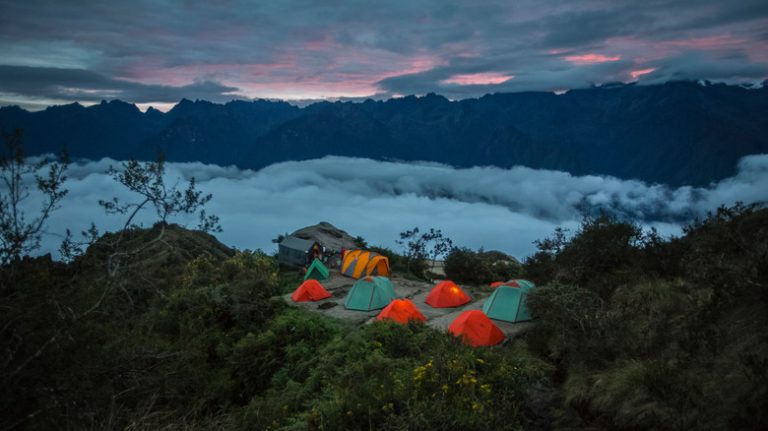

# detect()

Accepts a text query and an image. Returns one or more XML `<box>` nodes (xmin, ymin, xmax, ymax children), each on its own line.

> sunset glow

<box><xmin>442</xmin><ymin>72</ymin><xmax>514</xmax><ymax>85</ymax></box>
<box><xmin>630</xmin><ymin>68</ymin><xmax>657</xmax><ymax>79</ymax></box>
<box><xmin>564</xmin><ymin>54</ymin><xmax>622</xmax><ymax>65</ymax></box>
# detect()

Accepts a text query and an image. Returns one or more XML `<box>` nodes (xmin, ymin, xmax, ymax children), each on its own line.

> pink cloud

<box><xmin>227</xmin><ymin>53</ymin><xmax>442</xmax><ymax>99</ymax></box>
<box><xmin>442</xmin><ymin>72</ymin><xmax>514</xmax><ymax>85</ymax></box>
<box><xmin>564</xmin><ymin>53</ymin><xmax>621</xmax><ymax>65</ymax></box>
<box><xmin>629</xmin><ymin>68</ymin><xmax>657</xmax><ymax>79</ymax></box>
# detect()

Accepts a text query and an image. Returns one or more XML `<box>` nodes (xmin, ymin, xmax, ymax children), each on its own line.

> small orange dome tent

<box><xmin>425</xmin><ymin>280</ymin><xmax>471</xmax><ymax>308</ymax></box>
<box><xmin>377</xmin><ymin>299</ymin><xmax>427</xmax><ymax>324</ymax></box>
<box><xmin>291</xmin><ymin>279</ymin><xmax>332</xmax><ymax>302</ymax></box>
<box><xmin>448</xmin><ymin>310</ymin><xmax>505</xmax><ymax>347</ymax></box>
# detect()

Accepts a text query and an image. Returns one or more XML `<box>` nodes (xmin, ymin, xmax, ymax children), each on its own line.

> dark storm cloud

<box><xmin>643</xmin><ymin>51</ymin><xmax>768</xmax><ymax>83</ymax></box>
<box><xmin>0</xmin><ymin>65</ymin><xmax>239</xmax><ymax>103</ymax></box>
<box><xmin>0</xmin><ymin>0</ymin><xmax>767</xmax><ymax>105</ymax></box>
<box><xmin>538</xmin><ymin>8</ymin><xmax>653</xmax><ymax>48</ymax></box>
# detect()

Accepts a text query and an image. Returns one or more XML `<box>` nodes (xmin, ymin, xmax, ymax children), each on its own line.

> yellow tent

<box><xmin>341</xmin><ymin>250</ymin><xmax>390</xmax><ymax>279</ymax></box>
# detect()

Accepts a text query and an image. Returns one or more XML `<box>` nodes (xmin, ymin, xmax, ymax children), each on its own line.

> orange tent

<box><xmin>489</xmin><ymin>281</ymin><xmax>504</xmax><ymax>288</ymax></box>
<box><xmin>425</xmin><ymin>280</ymin><xmax>471</xmax><ymax>308</ymax></box>
<box><xmin>377</xmin><ymin>299</ymin><xmax>427</xmax><ymax>324</ymax></box>
<box><xmin>448</xmin><ymin>310</ymin><xmax>505</xmax><ymax>347</ymax></box>
<box><xmin>291</xmin><ymin>279</ymin><xmax>332</xmax><ymax>302</ymax></box>
<box><xmin>341</xmin><ymin>250</ymin><xmax>391</xmax><ymax>279</ymax></box>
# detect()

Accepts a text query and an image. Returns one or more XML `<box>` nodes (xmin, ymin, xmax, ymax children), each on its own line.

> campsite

<box><xmin>3</xmin><ymin>2</ymin><xmax>767</xmax><ymax>428</ymax></box>
<box><xmin>4</xmin><ymin>207</ymin><xmax>767</xmax><ymax>430</ymax></box>
<box><xmin>278</xmin><ymin>223</ymin><xmax>536</xmax><ymax>346</ymax></box>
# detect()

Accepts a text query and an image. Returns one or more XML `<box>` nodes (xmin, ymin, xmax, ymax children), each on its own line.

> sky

<box><xmin>1</xmin><ymin>0</ymin><xmax>767</xmax><ymax>110</ymax></box>
<box><xmin>21</xmin><ymin>154</ymin><xmax>768</xmax><ymax>260</ymax></box>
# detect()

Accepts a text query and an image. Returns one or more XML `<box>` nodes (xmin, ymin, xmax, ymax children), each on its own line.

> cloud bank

<box><xmin>14</xmin><ymin>154</ymin><xmax>768</xmax><ymax>261</ymax></box>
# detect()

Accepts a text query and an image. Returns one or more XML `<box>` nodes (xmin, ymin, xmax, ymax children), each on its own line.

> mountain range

<box><xmin>1</xmin><ymin>80</ymin><xmax>766</xmax><ymax>186</ymax></box>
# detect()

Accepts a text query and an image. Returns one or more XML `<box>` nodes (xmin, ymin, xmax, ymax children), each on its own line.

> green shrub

<box><xmin>523</xmin><ymin>205</ymin><xmax>768</xmax><ymax>430</ymax></box>
<box><xmin>444</xmin><ymin>247</ymin><xmax>522</xmax><ymax>285</ymax></box>
<box><xmin>241</xmin><ymin>321</ymin><xmax>548</xmax><ymax>430</ymax></box>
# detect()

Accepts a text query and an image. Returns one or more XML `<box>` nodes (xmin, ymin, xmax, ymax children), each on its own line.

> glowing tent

<box><xmin>291</xmin><ymin>279</ymin><xmax>332</xmax><ymax>302</ymax></box>
<box><xmin>448</xmin><ymin>310</ymin><xmax>505</xmax><ymax>347</ymax></box>
<box><xmin>344</xmin><ymin>276</ymin><xmax>397</xmax><ymax>311</ymax></box>
<box><xmin>425</xmin><ymin>280</ymin><xmax>471</xmax><ymax>308</ymax></box>
<box><xmin>482</xmin><ymin>283</ymin><xmax>534</xmax><ymax>323</ymax></box>
<box><xmin>376</xmin><ymin>299</ymin><xmax>427</xmax><ymax>324</ymax></box>
<box><xmin>341</xmin><ymin>250</ymin><xmax>391</xmax><ymax>279</ymax></box>
<box><xmin>304</xmin><ymin>258</ymin><xmax>330</xmax><ymax>281</ymax></box>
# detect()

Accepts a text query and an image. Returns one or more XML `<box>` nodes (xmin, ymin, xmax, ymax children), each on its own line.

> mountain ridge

<box><xmin>2</xmin><ymin>81</ymin><xmax>766</xmax><ymax>186</ymax></box>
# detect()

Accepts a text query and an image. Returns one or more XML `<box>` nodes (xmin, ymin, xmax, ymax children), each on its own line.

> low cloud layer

<box><xmin>15</xmin><ymin>155</ymin><xmax>768</xmax><ymax>261</ymax></box>
<box><xmin>1</xmin><ymin>0</ymin><xmax>767</xmax><ymax>107</ymax></box>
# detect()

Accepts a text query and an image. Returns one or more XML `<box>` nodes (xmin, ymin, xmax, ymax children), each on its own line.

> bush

<box><xmin>444</xmin><ymin>247</ymin><xmax>522</xmax><ymax>285</ymax></box>
<box><xmin>242</xmin><ymin>321</ymin><xmax>548</xmax><ymax>430</ymax></box>
<box><xmin>522</xmin><ymin>205</ymin><xmax>768</xmax><ymax>430</ymax></box>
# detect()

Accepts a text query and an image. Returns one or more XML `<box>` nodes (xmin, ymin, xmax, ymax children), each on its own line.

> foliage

<box><xmin>524</xmin><ymin>204</ymin><xmax>768</xmax><ymax>430</ymax></box>
<box><xmin>241</xmin><ymin>321</ymin><xmax>547</xmax><ymax>430</ymax></box>
<box><xmin>101</xmin><ymin>157</ymin><xmax>220</xmax><ymax>232</ymax></box>
<box><xmin>0</xmin><ymin>128</ymin><xmax>68</xmax><ymax>271</ymax></box>
<box><xmin>396</xmin><ymin>227</ymin><xmax>453</xmax><ymax>279</ymax></box>
<box><xmin>444</xmin><ymin>247</ymin><xmax>522</xmax><ymax>285</ymax></box>
<box><xmin>1</xmin><ymin>240</ymin><xmax>280</xmax><ymax>430</ymax></box>
<box><xmin>3</xmin><ymin>200</ymin><xmax>768</xmax><ymax>430</ymax></box>
<box><xmin>353</xmin><ymin>235</ymin><xmax>368</xmax><ymax>248</ymax></box>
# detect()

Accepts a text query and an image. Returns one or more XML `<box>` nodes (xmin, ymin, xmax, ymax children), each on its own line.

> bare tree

<box><xmin>0</xmin><ymin>128</ymin><xmax>68</xmax><ymax>273</ymax></box>
<box><xmin>396</xmin><ymin>227</ymin><xmax>454</xmax><ymax>276</ymax></box>
<box><xmin>62</xmin><ymin>155</ymin><xmax>223</xmax><ymax>286</ymax></box>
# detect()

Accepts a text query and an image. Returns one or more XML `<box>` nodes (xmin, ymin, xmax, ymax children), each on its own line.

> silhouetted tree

<box><xmin>397</xmin><ymin>227</ymin><xmax>453</xmax><ymax>278</ymax></box>
<box><xmin>0</xmin><ymin>128</ymin><xmax>68</xmax><ymax>278</ymax></box>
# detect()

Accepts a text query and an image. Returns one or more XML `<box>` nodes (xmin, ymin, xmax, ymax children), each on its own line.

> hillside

<box><xmin>2</xmin><ymin>81</ymin><xmax>767</xmax><ymax>186</ymax></box>
<box><xmin>2</xmin><ymin>205</ymin><xmax>766</xmax><ymax>430</ymax></box>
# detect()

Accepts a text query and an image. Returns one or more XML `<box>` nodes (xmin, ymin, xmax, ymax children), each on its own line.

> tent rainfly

<box><xmin>291</xmin><ymin>279</ymin><xmax>332</xmax><ymax>302</ymax></box>
<box><xmin>341</xmin><ymin>250</ymin><xmax>390</xmax><ymax>279</ymax></box>
<box><xmin>500</xmin><ymin>279</ymin><xmax>535</xmax><ymax>289</ymax></box>
<box><xmin>425</xmin><ymin>280</ymin><xmax>471</xmax><ymax>308</ymax></box>
<box><xmin>305</xmin><ymin>258</ymin><xmax>330</xmax><ymax>281</ymax></box>
<box><xmin>377</xmin><ymin>299</ymin><xmax>426</xmax><ymax>324</ymax></box>
<box><xmin>344</xmin><ymin>276</ymin><xmax>396</xmax><ymax>311</ymax></box>
<box><xmin>448</xmin><ymin>310</ymin><xmax>505</xmax><ymax>347</ymax></box>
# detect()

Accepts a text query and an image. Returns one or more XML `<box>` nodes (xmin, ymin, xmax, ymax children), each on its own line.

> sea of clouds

<box><xmin>15</xmin><ymin>154</ymin><xmax>768</xmax><ymax>260</ymax></box>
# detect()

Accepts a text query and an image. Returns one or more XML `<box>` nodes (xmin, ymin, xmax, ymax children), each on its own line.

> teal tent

<box><xmin>344</xmin><ymin>276</ymin><xmax>396</xmax><ymax>311</ymax></box>
<box><xmin>482</xmin><ymin>284</ymin><xmax>534</xmax><ymax>322</ymax></box>
<box><xmin>305</xmin><ymin>258</ymin><xmax>330</xmax><ymax>281</ymax></box>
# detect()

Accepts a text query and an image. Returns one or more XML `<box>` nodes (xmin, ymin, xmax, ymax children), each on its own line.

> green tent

<box><xmin>305</xmin><ymin>258</ymin><xmax>330</xmax><ymax>281</ymax></box>
<box><xmin>344</xmin><ymin>276</ymin><xmax>396</xmax><ymax>311</ymax></box>
<box><xmin>482</xmin><ymin>284</ymin><xmax>534</xmax><ymax>323</ymax></box>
